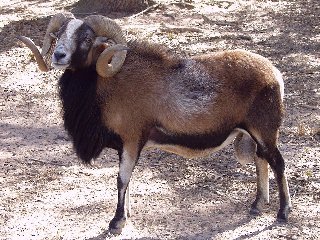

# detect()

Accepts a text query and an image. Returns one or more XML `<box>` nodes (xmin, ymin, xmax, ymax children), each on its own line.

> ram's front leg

<box><xmin>109</xmin><ymin>143</ymin><xmax>139</xmax><ymax>235</ymax></box>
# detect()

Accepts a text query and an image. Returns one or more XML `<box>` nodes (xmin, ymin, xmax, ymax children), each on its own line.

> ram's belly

<box><xmin>145</xmin><ymin>127</ymin><xmax>241</xmax><ymax>159</ymax></box>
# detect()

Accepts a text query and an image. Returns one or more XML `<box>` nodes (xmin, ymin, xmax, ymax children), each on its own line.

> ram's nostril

<box><xmin>54</xmin><ymin>51</ymin><xmax>66</xmax><ymax>61</ymax></box>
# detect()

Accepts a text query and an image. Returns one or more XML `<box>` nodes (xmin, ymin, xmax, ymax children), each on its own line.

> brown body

<box><xmin>99</xmin><ymin>44</ymin><xmax>283</xmax><ymax>149</ymax></box>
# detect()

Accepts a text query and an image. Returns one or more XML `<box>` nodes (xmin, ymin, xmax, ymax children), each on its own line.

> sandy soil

<box><xmin>0</xmin><ymin>0</ymin><xmax>319</xmax><ymax>239</ymax></box>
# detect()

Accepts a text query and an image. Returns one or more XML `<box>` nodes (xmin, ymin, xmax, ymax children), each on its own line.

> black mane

<box><xmin>58</xmin><ymin>67</ymin><xmax>122</xmax><ymax>163</ymax></box>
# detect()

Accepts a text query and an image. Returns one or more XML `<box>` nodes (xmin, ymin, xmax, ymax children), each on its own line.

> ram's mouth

<box><xmin>51</xmin><ymin>62</ymin><xmax>70</xmax><ymax>70</ymax></box>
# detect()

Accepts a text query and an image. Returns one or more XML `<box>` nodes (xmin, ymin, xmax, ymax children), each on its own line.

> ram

<box><xmin>18</xmin><ymin>13</ymin><xmax>291</xmax><ymax>234</ymax></box>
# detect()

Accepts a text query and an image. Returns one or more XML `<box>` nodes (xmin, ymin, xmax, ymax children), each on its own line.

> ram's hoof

<box><xmin>276</xmin><ymin>207</ymin><xmax>290</xmax><ymax>223</ymax></box>
<box><xmin>250</xmin><ymin>199</ymin><xmax>263</xmax><ymax>216</ymax></box>
<box><xmin>109</xmin><ymin>217</ymin><xmax>126</xmax><ymax>235</ymax></box>
<box><xmin>249</xmin><ymin>206</ymin><xmax>262</xmax><ymax>216</ymax></box>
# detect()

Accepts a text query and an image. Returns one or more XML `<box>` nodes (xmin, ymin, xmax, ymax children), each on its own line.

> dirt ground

<box><xmin>0</xmin><ymin>0</ymin><xmax>319</xmax><ymax>239</ymax></box>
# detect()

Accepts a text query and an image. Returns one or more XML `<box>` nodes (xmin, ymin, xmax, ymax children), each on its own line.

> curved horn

<box><xmin>84</xmin><ymin>15</ymin><xmax>127</xmax><ymax>77</ymax></box>
<box><xmin>41</xmin><ymin>12</ymin><xmax>75</xmax><ymax>56</ymax></box>
<box><xmin>17</xmin><ymin>36</ymin><xmax>49</xmax><ymax>72</ymax></box>
<box><xmin>96</xmin><ymin>44</ymin><xmax>129</xmax><ymax>78</ymax></box>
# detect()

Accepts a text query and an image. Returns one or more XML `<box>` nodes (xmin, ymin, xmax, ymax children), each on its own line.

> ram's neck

<box><xmin>58</xmin><ymin>68</ymin><xmax>122</xmax><ymax>162</ymax></box>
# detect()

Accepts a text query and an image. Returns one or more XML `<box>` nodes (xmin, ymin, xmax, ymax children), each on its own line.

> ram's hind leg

<box><xmin>267</xmin><ymin>147</ymin><xmax>291</xmax><ymax>221</ymax></box>
<box><xmin>245</xmin><ymin>81</ymin><xmax>291</xmax><ymax>221</ymax></box>
<box><xmin>234</xmin><ymin>132</ymin><xmax>270</xmax><ymax>215</ymax></box>
<box><xmin>250</xmin><ymin>156</ymin><xmax>270</xmax><ymax>215</ymax></box>
<box><xmin>256</xmin><ymin>141</ymin><xmax>291</xmax><ymax>221</ymax></box>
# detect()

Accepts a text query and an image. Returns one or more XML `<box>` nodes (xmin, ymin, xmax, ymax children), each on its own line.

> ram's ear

<box><xmin>91</xmin><ymin>37</ymin><xmax>115</xmax><ymax>64</ymax></box>
<box><xmin>91</xmin><ymin>43</ymin><xmax>109</xmax><ymax>65</ymax></box>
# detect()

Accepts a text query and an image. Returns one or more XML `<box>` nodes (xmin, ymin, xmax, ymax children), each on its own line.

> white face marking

<box><xmin>65</xmin><ymin>19</ymin><xmax>83</xmax><ymax>40</ymax></box>
<box><xmin>51</xmin><ymin>19</ymin><xmax>84</xmax><ymax>69</ymax></box>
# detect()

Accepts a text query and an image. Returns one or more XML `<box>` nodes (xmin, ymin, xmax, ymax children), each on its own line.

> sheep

<box><xmin>18</xmin><ymin>12</ymin><xmax>291</xmax><ymax>235</ymax></box>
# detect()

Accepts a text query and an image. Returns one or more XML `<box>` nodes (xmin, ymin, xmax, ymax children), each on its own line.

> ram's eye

<box><xmin>50</xmin><ymin>32</ymin><xmax>58</xmax><ymax>39</ymax></box>
<box><xmin>85</xmin><ymin>37</ymin><xmax>92</xmax><ymax>44</ymax></box>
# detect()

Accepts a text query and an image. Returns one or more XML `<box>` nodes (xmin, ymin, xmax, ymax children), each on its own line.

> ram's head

<box><xmin>18</xmin><ymin>13</ymin><xmax>128</xmax><ymax>78</ymax></box>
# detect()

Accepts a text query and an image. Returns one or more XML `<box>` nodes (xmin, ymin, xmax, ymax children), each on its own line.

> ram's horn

<box><xmin>17</xmin><ymin>36</ymin><xmax>49</xmax><ymax>72</ymax></box>
<box><xmin>96</xmin><ymin>44</ymin><xmax>129</xmax><ymax>78</ymax></box>
<box><xmin>84</xmin><ymin>15</ymin><xmax>127</xmax><ymax>77</ymax></box>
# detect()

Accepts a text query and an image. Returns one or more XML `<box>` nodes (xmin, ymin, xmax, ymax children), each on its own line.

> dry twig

<box><xmin>160</xmin><ymin>23</ymin><xmax>203</xmax><ymax>33</ymax></box>
<box><xmin>202</xmin><ymin>15</ymin><xmax>238</xmax><ymax>26</ymax></box>
<box><xmin>170</xmin><ymin>1</ymin><xmax>195</xmax><ymax>10</ymax></box>
<box><xmin>129</xmin><ymin>3</ymin><xmax>160</xmax><ymax>19</ymax></box>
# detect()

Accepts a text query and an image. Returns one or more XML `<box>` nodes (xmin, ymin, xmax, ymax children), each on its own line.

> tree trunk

<box><xmin>73</xmin><ymin>0</ymin><xmax>155</xmax><ymax>14</ymax></box>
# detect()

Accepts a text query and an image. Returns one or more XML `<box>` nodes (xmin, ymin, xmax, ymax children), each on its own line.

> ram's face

<box><xmin>51</xmin><ymin>19</ymin><xmax>96</xmax><ymax>70</ymax></box>
<box><xmin>18</xmin><ymin>13</ymin><xmax>128</xmax><ymax>77</ymax></box>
